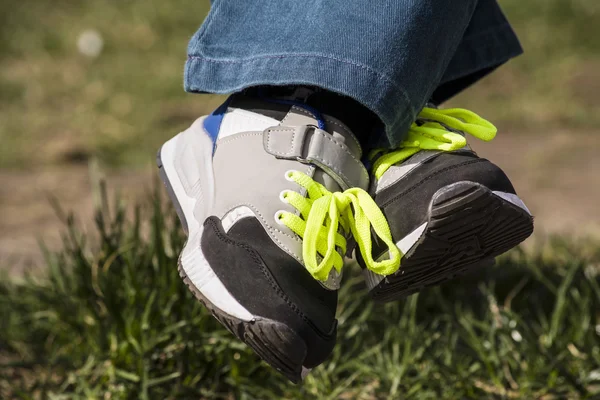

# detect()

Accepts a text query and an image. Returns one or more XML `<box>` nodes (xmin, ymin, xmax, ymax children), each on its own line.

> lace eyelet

<box><xmin>274</xmin><ymin>210</ymin><xmax>287</xmax><ymax>225</ymax></box>
<box><xmin>279</xmin><ymin>190</ymin><xmax>290</xmax><ymax>204</ymax></box>
<box><xmin>284</xmin><ymin>170</ymin><xmax>297</xmax><ymax>182</ymax></box>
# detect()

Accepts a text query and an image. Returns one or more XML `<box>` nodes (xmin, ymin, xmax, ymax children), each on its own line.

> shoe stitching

<box><xmin>290</xmin><ymin>106</ymin><xmax>364</xmax><ymax>160</ymax></box>
<box><xmin>265</xmin><ymin>127</ymin><xmax>297</xmax><ymax>156</ymax></box>
<box><xmin>308</xmin><ymin>130</ymin><xmax>368</xmax><ymax>186</ymax></box>
<box><xmin>323</xmin><ymin>116</ymin><xmax>362</xmax><ymax>156</ymax></box>
<box><xmin>204</xmin><ymin>217</ymin><xmax>336</xmax><ymax>339</ymax></box>
<box><xmin>216</xmin><ymin>131</ymin><xmax>262</xmax><ymax>146</ymax></box>
<box><xmin>379</xmin><ymin>159</ymin><xmax>488</xmax><ymax>209</ymax></box>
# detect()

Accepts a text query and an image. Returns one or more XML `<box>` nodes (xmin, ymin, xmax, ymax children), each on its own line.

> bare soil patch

<box><xmin>1</xmin><ymin>129</ymin><xmax>598</xmax><ymax>275</ymax></box>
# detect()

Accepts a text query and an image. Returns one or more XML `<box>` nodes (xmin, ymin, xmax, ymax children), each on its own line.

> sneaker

<box><xmin>359</xmin><ymin>107</ymin><xmax>534</xmax><ymax>302</ymax></box>
<box><xmin>157</xmin><ymin>95</ymin><xmax>396</xmax><ymax>381</ymax></box>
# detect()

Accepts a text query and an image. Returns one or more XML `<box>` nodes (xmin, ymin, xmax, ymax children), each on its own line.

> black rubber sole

<box><xmin>369</xmin><ymin>181</ymin><xmax>534</xmax><ymax>303</ymax></box>
<box><xmin>157</xmin><ymin>146</ymin><xmax>308</xmax><ymax>383</ymax></box>
<box><xmin>177</xmin><ymin>260</ymin><xmax>308</xmax><ymax>383</ymax></box>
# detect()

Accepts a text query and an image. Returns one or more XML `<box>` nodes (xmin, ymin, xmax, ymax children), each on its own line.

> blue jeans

<box><xmin>185</xmin><ymin>0</ymin><xmax>522</xmax><ymax>147</ymax></box>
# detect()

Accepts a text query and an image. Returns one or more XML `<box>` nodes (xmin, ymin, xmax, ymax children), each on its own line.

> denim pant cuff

<box><xmin>440</xmin><ymin>22</ymin><xmax>523</xmax><ymax>85</ymax></box>
<box><xmin>185</xmin><ymin>53</ymin><xmax>414</xmax><ymax>148</ymax></box>
<box><xmin>185</xmin><ymin>16</ymin><xmax>522</xmax><ymax>148</ymax></box>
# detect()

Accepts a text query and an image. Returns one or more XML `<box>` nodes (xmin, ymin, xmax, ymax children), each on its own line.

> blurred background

<box><xmin>1</xmin><ymin>0</ymin><xmax>599</xmax><ymax>273</ymax></box>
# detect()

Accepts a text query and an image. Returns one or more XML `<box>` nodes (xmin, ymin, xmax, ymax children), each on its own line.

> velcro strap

<box><xmin>264</xmin><ymin>125</ymin><xmax>369</xmax><ymax>190</ymax></box>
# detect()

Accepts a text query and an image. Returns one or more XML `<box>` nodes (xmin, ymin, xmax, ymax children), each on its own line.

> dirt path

<box><xmin>1</xmin><ymin>130</ymin><xmax>599</xmax><ymax>275</ymax></box>
<box><xmin>470</xmin><ymin>129</ymin><xmax>600</xmax><ymax>236</ymax></box>
<box><xmin>0</xmin><ymin>166</ymin><xmax>154</xmax><ymax>275</ymax></box>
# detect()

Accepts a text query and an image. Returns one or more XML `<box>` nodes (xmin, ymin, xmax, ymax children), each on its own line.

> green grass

<box><xmin>0</xmin><ymin>0</ymin><xmax>221</xmax><ymax>169</ymax></box>
<box><xmin>1</xmin><ymin>0</ymin><xmax>599</xmax><ymax>169</ymax></box>
<box><xmin>1</xmin><ymin>1</ymin><xmax>600</xmax><ymax>397</ymax></box>
<box><xmin>450</xmin><ymin>0</ymin><xmax>600</xmax><ymax>130</ymax></box>
<box><xmin>1</xmin><ymin>186</ymin><xmax>599</xmax><ymax>399</ymax></box>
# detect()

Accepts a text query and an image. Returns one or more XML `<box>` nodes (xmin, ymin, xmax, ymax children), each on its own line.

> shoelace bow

<box><xmin>280</xmin><ymin>107</ymin><xmax>497</xmax><ymax>282</ymax></box>
<box><xmin>278</xmin><ymin>171</ymin><xmax>400</xmax><ymax>281</ymax></box>
<box><xmin>371</xmin><ymin>107</ymin><xmax>497</xmax><ymax>179</ymax></box>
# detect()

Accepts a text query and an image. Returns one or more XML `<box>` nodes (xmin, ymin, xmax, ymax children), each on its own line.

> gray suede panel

<box><xmin>209</xmin><ymin>106</ymin><xmax>366</xmax><ymax>290</ymax></box>
<box><xmin>213</xmin><ymin>132</ymin><xmax>313</xmax><ymax>266</ymax></box>
<box><xmin>264</xmin><ymin>125</ymin><xmax>368</xmax><ymax>190</ymax></box>
<box><xmin>373</xmin><ymin>147</ymin><xmax>475</xmax><ymax>194</ymax></box>
<box><xmin>263</xmin><ymin>125</ymin><xmax>309</xmax><ymax>159</ymax></box>
<box><xmin>373</xmin><ymin>150</ymin><xmax>442</xmax><ymax>194</ymax></box>
<box><xmin>282</xmin><ymin>107</ymin><xmax>363</xmax><ymax>158</ymax></box>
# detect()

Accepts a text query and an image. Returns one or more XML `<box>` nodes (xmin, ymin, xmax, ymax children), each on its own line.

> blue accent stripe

<box><xmin>203</xmin><ymin>97</ymin><xmax>232</xmax><ymax>152</ymax></box>
<box><xmin>257</xmin><ymin>89</ymin><xmax>327</xmax><ymax>130</ymax></box>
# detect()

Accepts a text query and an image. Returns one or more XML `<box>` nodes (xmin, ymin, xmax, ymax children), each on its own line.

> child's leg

<box><xmin>185</xmin><ymin>0</ymin><xmax>521</xmax><ymax>146</ymax></box>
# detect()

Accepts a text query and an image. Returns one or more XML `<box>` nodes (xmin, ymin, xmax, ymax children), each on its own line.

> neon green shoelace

<box><xmin>371</xmin><ymin>107</ymin><xmax>497</xmax><ymax>179</ymax></box>
<box><xmin>279</xmin><ymin>107</ymin><xmax>496</xmax><ymax>282</ymax></box>
<box><xmin>278</xmin><ymin>171</ymin><xmax>401</xmax><ymax>281</ymax></box>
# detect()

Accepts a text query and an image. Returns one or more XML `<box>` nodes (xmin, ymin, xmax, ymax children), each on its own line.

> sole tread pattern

<box><xmin>371</xmin><ymin>181</ymin><xmax>534</xmax><ymax>302</ymax></box>
<box><xmin>177</xmin><ymin>257</ymin><xmax>307</xmax><ymax>383</ymax></box>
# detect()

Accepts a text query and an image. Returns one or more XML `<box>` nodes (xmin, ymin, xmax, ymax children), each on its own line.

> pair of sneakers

<box><xmin>157</xmin><ymin>94</ymin><xmax>533</xmax><ymax>383</ymax></box>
